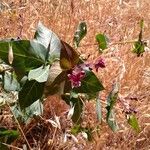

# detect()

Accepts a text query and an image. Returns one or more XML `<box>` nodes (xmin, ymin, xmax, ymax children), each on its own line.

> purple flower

<box><xmin>67</xmin><ymin>57</ymin><xmax>105</xmax><ymax>88</ymax></box>
<box><xmin>94</xmin><ymin>58</ymin><xmax>105</xmax><ymax>72</ymax></box>
<box><xmin>68</xmin><ymin>66</ymin><xmax>86</xmax><ymax>88</ymax></box>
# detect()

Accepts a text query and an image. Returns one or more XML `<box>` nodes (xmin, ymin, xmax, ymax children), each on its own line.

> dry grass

<box><xmin>0</xmin><ymin>0</ymin><xmax>150</xmax><ymax>149</ymax></box>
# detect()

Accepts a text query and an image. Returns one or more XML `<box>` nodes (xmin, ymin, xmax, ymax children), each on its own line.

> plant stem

<box><xmin>1</xmin><ymin>142</ymin><xmax>22</xmax><ymax>150</ymax></box>
<box><xmin>110</xmin><ymin>40</ymin><xmax>137</xmax><ymax>45</ymax></box>
<box><xmin>79</xmin><ymin>40</ymin><xmax>137</xmax><ymax>48</ymax></box>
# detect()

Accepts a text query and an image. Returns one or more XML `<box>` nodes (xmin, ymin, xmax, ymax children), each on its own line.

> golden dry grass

<box><xmin>0</xmin><ymin>0</ymin><xmax>150</xmax><ymax>149</ymax></box>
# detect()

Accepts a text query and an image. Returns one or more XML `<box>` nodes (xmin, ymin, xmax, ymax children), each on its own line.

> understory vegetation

<box><xmin>0</xmin><ymin>0</ymin><xmax>150</xmax><ymax>150</ymax></box>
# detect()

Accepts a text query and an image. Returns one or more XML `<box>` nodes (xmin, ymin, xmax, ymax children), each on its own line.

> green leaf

<box><xmin>60</xmin><ymin>41</ymin><xmax>80</xmax><ymax>70</ymax></box>
<box><xmin>96</xmin><ymin>34</ymin><xmax>108</xmax><ymax>52</ymax></box>
<box><xmin>132</xmin><ymin>19</ymin><xmax>145</xmax><ymax>57</ymax></box>
<box><xmin>62</xmin><ymin>95</ymin><xmax>83</xmax><ymax>124</ymax></box>
<box><xmin>133</xmin><ymin>40</ymin><xmax>145</xmax><ymax>57</ymax></box>
<box><xmin>0</xmin><ymin>128</ymin><xmax>19</xmax><ymax>144</ymax></box>
<box><xmin>96</xmin><ymin>92</ymin><xmax>102</xmax><ymax>122</ymax></box>
<box><xmin>0</xmin><ymin>40</ymin><xmax>48</xmax><ymax>78</ymax></box>
<box><xmin>127</xmin><ymin>114</ymin><xmax>140</xmax><ymax>132</ymax></box>
<box><xmin>71</xmin><ymin>124</ymin><xmax>81</xmax><ymax>135</ymax></box>
<box><xmin>34</xmin><ymin>22</ymin><xmax>61</xmax><ymax>62</ymax></box>
<box><xmin>11</xmin><ymin>99</ymin><xmax>43</xmax><ymax>124</ymax></box>
<box><xmin>72</xmin><ymin>98</ymin><xmax>83</xmax><ymax>124</ymax></box>
<box><xmin>19</xmin><ymin>80</ymin><xmax>45</xmax><ymax>109</ymax></box>
<box><xmin>106</xmin><ymin>82</ymin><xmax>119</xmax><ymax>131</ymax></box>
<box><xmin>25</xmin><ymin>99</ymin><xmax>43</xmax><ymax>117</ymax></box>
<box><xmin>28</xmin><ymin>65</ymin><xmax>50</xmax><ymax>83</ymax></box>
<box><xmin>73</xmin><ymin>21</ymin><xmax>87</xmax><ymax>48</ymax></box>
<box><xmin>82</xmin><ymin>127</ymin><xmax>93</xmax><ymax>141</ymax></box>
<box><xmin>74</xmin><ymin>68</ymin><xmax>104</xmax><ymax>93</ymax></box>
<box><xmin>71</xmin><ymin>125</ymin><xmax>93</xmax><ymax>141</ymax></box>
<box><xmin>3</xmin><ymin>71</ymin><xmax>20</xmax><ymax>91</ymax></box>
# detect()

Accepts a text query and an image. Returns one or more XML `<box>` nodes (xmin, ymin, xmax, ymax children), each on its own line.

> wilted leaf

<box><xmin>47</xmin><ymin>116</ymin><xmax>61</xmax><ymax>129</ymax></box>
<box><xmin>82</xmin><ymin>127</ymin><xmax>93</xmax><ymax>141</ymax></box>
<box><xmin>54</xmin><ymin>115</ymin><xmax>61</xmax><ymax>129</ymax></box>
<box><xmin>45</xmin><ymin>61</ymin><xmax>62</xmax><ymax>86</ymax></box>
<box><xmin>3</xmin><ymin>71</ymin><xmax>20</xmax><ymax>92</ymax></box>
<box><xmin>34</xmin><ymin>22</ymin><xmax>61</xmax><ymax>61</ymax></box>
<box><xmin>96</xmin><ymin>33</ymin><xmax>108</xmax><ymax>52</ymax></box>
<box><xmin>60</xmin><ymin>41</ymin><xmax>79</xmax><ymax>70</ymax></box>
<box><xmin>62</xmin><ymin>95</ymin><xmax>83</xmax><ymax>124</ymax></box>
<box><xmin>47</xmin><ymin>119</ymin><xmax>58</xmax><ymax>128</ymax></box>
<box><xmin>127</xmin><ymin>114</ymin><xmax>140</xmax><ymax>132</ymax></box>
<box><xmin>28</xmin><ymin>65</ymin><xmax>50</xmax><ymax>83</ymax></box>
<box><xmin>45</xmin><ymin>62</ymin><xmax>66</xmax><ymax>96</ymax></box>
<box><xmin>106</xmin><ymin>82</ymin><xmax>119</xmax><ymax>131</ymax></box>
<box><xmin>73</xmin><ymin>21</ymin><xmax>87</xmax><ymax>48</ymax></box>
<box><xmin>19</xmin><ymin>80</ymin><xmax>45</xmax><ymax>109</ymax></box>
<box><xmin>67</xmin><ymin>105</ymin><xmax>75</xmax><ymax>120</ymax></box>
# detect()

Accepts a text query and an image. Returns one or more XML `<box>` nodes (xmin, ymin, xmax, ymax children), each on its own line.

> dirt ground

<box><xmin>0</xmin><ymin>0</ymin><xmax>150</xmax><ymax>149</ymax></box>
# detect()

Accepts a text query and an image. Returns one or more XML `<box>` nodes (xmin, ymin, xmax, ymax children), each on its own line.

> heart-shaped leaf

<box><xmin>19</xmin><ymin>80</ymin><xmax>45</xmax><ymax>109</ymax></box>
<box><xmin>34</xmin><ymin>22</ymin><xmax>61</xmax><ymax>62</ymax></box>
<box><xmin>0</xmin><ymin>40</ymin><xmax>48</xmax><ymax>78</ymax></box>
<box><xmin>73</xmin><ymin>68</ymin><xmax>104</xmax><ymax>93</ymax></box>
<box><xmin>73</xmin><ymin>21</ymin><xmax>87</xmax><ymax>48</ymax></box>
<box><xmin>60</xmin><ymin>41</ymin><xmax>79</xmax><ymax>70</ymax></box>
<box><xmin>127</xmin><ymin>114</ymin><xmax>140</xmax><ymax>132</ymax></box>
<box><xmin>3</xmin><ymin>71</ymin><xmax>20</xmax><ymax>92</ymax></box>
<box><xmin>28</xmin><ymin>65</ymin><xmax>50</xmax><ymax>83</ymax></box>
<box><xmin>96</xmin><ymin>33</ymin><xmax>108</xmax><ymax>52</ymax></box>
<box><xmin>106</xmin><ymin>82</ymin><xmax>119</xmax><ymax>131</ymax></box>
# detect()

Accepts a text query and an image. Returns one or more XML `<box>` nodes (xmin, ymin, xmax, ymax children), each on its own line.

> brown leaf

<box><xmin>60</xmin><ymin>41</ymin><xmax>79</xmax><ymax>70</ymax></box>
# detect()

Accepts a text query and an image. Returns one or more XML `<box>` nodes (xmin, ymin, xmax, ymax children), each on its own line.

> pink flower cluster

<box><xmin>68</xmin><ymin>66</ymin><xmax>85</xmax><ymax>88</ymax></box>
<box><xmin>68</xmin><ymin>58</ymin><xmax>105</xmax><ymax>88</ymax></box>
